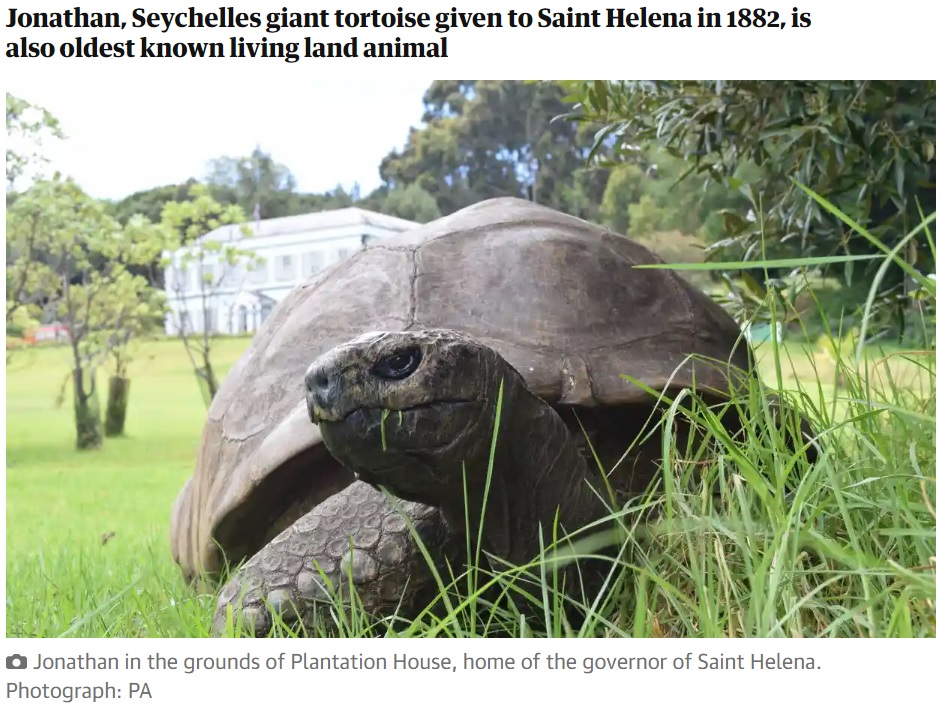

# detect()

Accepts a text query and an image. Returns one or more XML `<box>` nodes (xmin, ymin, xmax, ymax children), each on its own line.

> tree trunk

<box><xmin>195</xmin><ymin>364</ymin><xmax>219</xmax><ymax>407</ymax></box>
<box><xmin>73</xmin><ymin>370</ymin><xmax>103</xmax><ymax>450</ymax></box>
<box><xmin>105</xmin><ymin>375</ymin><xmax>130</xmax><ymax>437</ymax></box>
<box><xmin>206</xmin><ymin>364</ymin><xmax>218</xmax><ymax>401</ymax></box>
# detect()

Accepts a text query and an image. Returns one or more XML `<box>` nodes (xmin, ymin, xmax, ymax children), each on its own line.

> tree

<box><xmin>378</xmin><ymin>81</ymin><xmax>610</xmax><ymax>220</ymax></box>
<box><xmin>110</xmin><ymin>149</ymin><xmax>373</xmax><ymax>236</ymax></box>
<box><xmin>6</xmin><ymin>94</ymin><xmax>65</xmax><ymax>357</ymax></box>
<box><xmin>561</xmin><ymin>80</ymin><xmax>936</xmax><ymax>341</ymax></box>
<box><xmin>108</xmin><ymin>180</ymin><xmax>201</xmax><ymax>227</ymax></box>
<box><xmin>561</xmin><ymin>81</ymin><xmax>936</xmax><ymax>278</ymax></box>
<box><xmin>161</xmin><ymin>184</ymin><xmax>258</xmax><ymax>404</ymax></box>
<box><xmin>380</xmin><ymin>183</ymin><xmax>441</xmax><ymax>223</ymax></box>
<box><xmin>6</xmin><ymin>189</ymin><xmax>61</xmax><ymax>335</ymax></box>
<box><xmin>205</xmin><ymin>146</ymin><xmax>298</xmax><ymax>219</ymax></box>
<box><xmin>599</xmin><ymin>163</ymin><xmax>645</xmax><ymax>235</ymax></box>
<box><xmin>6</xmin><ymin>93</ymin><xmax>64</xmax><ymax>194</ymax></box>
<box><xmin>6</xmin><ymin>178</ymin><xmax>165</xmax><ymax>449</ymax></box>
<box><xmin>99</xmin><ymin>217</ymin><xmax>168</xmax><ymax>437</ymax></box>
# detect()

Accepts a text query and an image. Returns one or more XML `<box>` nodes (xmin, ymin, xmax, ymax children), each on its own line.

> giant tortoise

<box><xmin>169</xmin><ymin>197</ymin><xmax>809</xmax><ymax>635</ymax></box>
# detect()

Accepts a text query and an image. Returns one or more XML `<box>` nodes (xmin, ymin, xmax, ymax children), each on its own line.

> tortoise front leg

<box><xmin>212</xmin><ymin>481</ymin><xmax>460</xmax><ymax>637</ymax></box>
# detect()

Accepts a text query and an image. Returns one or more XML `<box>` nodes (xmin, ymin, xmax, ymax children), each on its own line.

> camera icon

<box><xmin>6</xmin><ymin>654</ymin><xmax>28</xmax><ymax>669</ymax></box>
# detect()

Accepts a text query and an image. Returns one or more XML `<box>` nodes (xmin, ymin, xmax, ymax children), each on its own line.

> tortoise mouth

<box><xmin>319</xmin><ymin>399</ymin><xmax>482</xmax><ymax>471</ymax></box>
<box><xmin>339</xmin><ymin>398</ymin><xmax>474</xmax><ymax>421</ymax></box>
<box><xmin>320</xmin><ymin>400</ymin><xmax>485</xmax><ymax>507</ymax></box>
<box><xmin>323</xmin><ymin>399</ymin><xmax>478</xmax><ymax>444</ymax></box>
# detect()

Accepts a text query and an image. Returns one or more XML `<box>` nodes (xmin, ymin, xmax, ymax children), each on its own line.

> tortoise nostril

<box><xmin>304</xmin><ymin>366</ymin><xmax>331</xmax><ymax>395</ymax></box>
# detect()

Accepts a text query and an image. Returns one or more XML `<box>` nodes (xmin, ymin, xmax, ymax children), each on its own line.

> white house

<box><xmin>163</xmin><ymin>207</ymin><xmax>419</xmax><ymax>336</ymax></box>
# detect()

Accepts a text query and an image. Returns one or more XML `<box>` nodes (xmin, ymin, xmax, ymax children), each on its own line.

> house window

<box><xmin>336</xmin><ymin>248</ymin><xmax>352</xmax><ymax>262</ymax></box>
<box><xmin>246</xmin><ymin>260</ymin><xmax>267</xmax><ymax>285</ymax></box>
<box><xmin>275</xmin><ymin>254</ymin><xmax>295</xmax><ymax>282</ymax></box>
<box><xmin>304</xmin><ymin>251</ymin><xmax>326</xmax><ymax>277</ymax></box>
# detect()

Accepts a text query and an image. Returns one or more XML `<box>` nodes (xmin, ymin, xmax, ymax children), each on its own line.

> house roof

<box><xmin>199</xmin><ymin>207</ymin><xmax>420</xmax><ymax>244</ymax></box>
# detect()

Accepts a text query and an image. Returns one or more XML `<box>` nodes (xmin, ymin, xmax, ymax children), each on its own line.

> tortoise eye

<box><xmin>373</xmin><ymin>347</ymin><xmax>422</xmax><ymax>380</ymax></box>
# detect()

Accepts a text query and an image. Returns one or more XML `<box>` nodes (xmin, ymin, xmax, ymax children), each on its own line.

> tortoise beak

<box><xmin>306</xmin><ymin>390</ymin><xmax>321</xmax><ymax>424</ymax></box>
<box><xmin>305</xmin><ymin>384</ymin><xmax>333</xmax><ymax>425</ymax></box>
<box><xmin>304</xmin><ymin>360</ymin><xmax>346</xmax><ymax>423</ymax></box>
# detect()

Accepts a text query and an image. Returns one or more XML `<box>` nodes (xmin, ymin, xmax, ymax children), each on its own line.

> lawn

<box><xmin>5</xmin><ymin>337</ymin><xmax>252</xmax><ymax>637</ymax></box>
<box><xmin>5</xmin><ymin>334</ymin><xmax>937</xmax><ymax>638</ymax></box>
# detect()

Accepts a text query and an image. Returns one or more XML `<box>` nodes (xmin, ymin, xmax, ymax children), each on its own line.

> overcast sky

<box><xmin>5</xmin><ymin>79</ymin><xmax>431</xmax><ymax>201</ymax></box>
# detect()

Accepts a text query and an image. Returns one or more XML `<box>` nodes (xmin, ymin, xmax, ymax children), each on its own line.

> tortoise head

<box><xmin>304</xmin><ymin>329</ymin><xmax>514</xmax><ymax>507</ymax></box>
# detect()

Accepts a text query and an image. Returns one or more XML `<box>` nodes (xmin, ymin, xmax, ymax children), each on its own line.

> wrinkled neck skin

<box><xmin>440</xmin><ymin>376</ymin><xmax>612</xmax><ymax>571</ymax></box>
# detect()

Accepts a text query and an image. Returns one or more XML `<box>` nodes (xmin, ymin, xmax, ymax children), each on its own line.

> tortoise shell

<box><xmin>170</xmin><ymin>197</ymin><xmax>751</xmax><ymax>581</ymax></box>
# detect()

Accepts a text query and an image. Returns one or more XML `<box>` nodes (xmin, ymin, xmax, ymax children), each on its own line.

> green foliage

<box><xmin>6</xmin><ymin>305</ymin><xmax>39</xmax><ymax>339</ymax></box>
<box><xmin>160</xmin><ymin>182</ymin><xmax>249</xmax><ymax>246</ymax></box>
<box><xmin>6</xmin><ymin>177</ymin><xmax>167</xmax><ymax>449</ymax></box>
<box><xmin>160</xmin><ymin>183</ymin><xmax>258</xmax><ymax>404</ymax></box>
<box><xmin>562</xmin><ymin>81</ymin><xmax>936</xmax><ymax>282</ymax></box>
<box><xmin>98</xmin><ymin>260</ymin><xmax>167</xmax><ymax>379</ymax></box>
<box><xmin>380</xmin><ymin>182</ymin><xmax>441</xmax><ymax>223</ymax></box>
<box><xmin>6</xmin><ymin>92</ymin><xmax>64</xmax><ymax>193</ymax></box>
<box><xmin>5</xmin><ymin>188</ymin><xmax>62</xmax><ymax>330</ymax></box>
<box><xmin>380</xmin><ymin>80</ymin><xmax>609</xmax><ymax>220</ymax></box>
<box><xmin>108</xmin><ymin>152</ymin><xmax>371</xmax><ymax>235</ymax></box>
<box><xmin>561</xmin><ymin>80</ymin><xmax>936</xmax><ymax>346</ymax></box>
<box><xmin>108</xmin><ymin>180</ymin><xmax>200</xmax><ymax>226</ymax></box>
<box><xmin>205</xmin><ymin>146</ymin><xmax>298</xmax><ymax>218</ymax></box>
<box><xmin>598</xmin><ymin>148</ymin><xmax>756</xmax><ymax>244</ymax></box>
<box><xmin>599</xmin><ymin>163</ymin><xmax>644</xmax><ymax>234</ymax></box>
<box><xmin>111</xmin><ymin>149</ymin><xmax>366</xmax><ymax>235</ymax></box>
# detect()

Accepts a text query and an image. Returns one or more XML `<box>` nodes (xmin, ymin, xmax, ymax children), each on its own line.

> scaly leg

<box><xmin>212</xmin><ymin>481</ymin><xmax>460</xmax><ymax>636</ymax></box>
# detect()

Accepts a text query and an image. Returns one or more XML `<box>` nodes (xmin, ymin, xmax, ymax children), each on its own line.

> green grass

<box><xmin>5</xmin><ymin>338</ymin><xmax>251</xmax><ymax>637</ymax></box>
<box><xmin>6</xmin><ymin>330</ymin><xmax>936</xmax><ymax>638</ymax></box>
